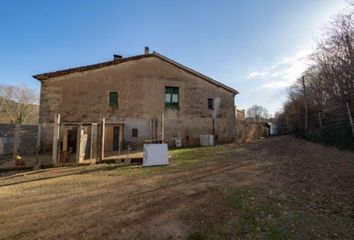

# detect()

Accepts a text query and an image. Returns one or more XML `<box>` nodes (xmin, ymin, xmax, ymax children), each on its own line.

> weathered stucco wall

<box><xmin>39</xmin><ymin>56</ymin><xmax>236</xmax><ymax>150</ymax></box>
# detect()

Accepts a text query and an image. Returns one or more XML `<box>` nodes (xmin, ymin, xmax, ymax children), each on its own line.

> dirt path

<box><xmin>0</xmin><ymin>136</ymin><xmax>353</xmax><ymax>239</ymax></box>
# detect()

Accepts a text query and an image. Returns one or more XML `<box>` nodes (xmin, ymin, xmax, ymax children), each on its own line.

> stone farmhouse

<box><xmin>33</xmin><ymin>47</ymin><xmax>238</xmax><ymax>162</ymax></box>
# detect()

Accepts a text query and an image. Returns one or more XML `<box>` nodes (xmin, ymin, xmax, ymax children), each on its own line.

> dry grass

<box><xmin>0</xmin><ymin>136</ymin><xmax>353</xmax><ymax>240</ymax></box>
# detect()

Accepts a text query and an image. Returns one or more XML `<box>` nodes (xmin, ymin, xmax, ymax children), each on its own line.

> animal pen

<box><xmin>52</xmin><ymin>114</ymin><xmax>166</xmax><ymax>166</ymax></box>
<box><xmin>52</xmin><ymin>115</ymin><xmax>128</xmax><ymax>165</ymax></box>
<box><xmin>0</xmin><ymin>123</ymin><xmax>43</xmax><ymax>169</ymax></box>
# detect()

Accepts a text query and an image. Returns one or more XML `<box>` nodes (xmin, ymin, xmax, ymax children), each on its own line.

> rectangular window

<box><xmin>208</xmin><ymin>98</ymin><xmax>214</xmax><ymax>110</ymax></box>
<box><xmin>132</xmin><ymin>128</ymin><xmax>138</xmax><ymax>137</ymax></box>
<box><xmin>165</xmin><ymin>87</ymin><xmax>179</xmax><ymax>109</ymax></box>
<box><xmin>109</xmin><ymin>91</ymin><xmax>118</xmax><ymax>108</ymax></box>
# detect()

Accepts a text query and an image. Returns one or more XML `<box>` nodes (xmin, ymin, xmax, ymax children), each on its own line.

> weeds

<box><xmin>227</xmin><ymin>188</ymin><xmax>288</xmax><ymax>239</ymax></box>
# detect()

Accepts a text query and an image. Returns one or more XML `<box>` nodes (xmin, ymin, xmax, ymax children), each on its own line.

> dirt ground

<box><xmin>0</xmin><ymin>136</ymin><xmax>353</xmax><ymax>240</ymax></box>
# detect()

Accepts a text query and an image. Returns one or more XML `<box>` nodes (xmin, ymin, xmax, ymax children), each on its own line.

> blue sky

<box><xmin>0</xmin><ymin>0</ymin><xmax>349</xmax><ymax>114</ymax></box>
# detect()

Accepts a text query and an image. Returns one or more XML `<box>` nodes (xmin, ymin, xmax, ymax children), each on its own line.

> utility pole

<box><xmin>302</xmin><ymin>76</ymin><xmax>308</xmax><ymax>134</ymax></box>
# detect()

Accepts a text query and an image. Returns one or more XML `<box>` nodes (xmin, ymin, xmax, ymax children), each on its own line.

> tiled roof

<box><xmin>33</xmin><ymin>52</ymin><xmax>238</xmax><ymax>94</ymax></box>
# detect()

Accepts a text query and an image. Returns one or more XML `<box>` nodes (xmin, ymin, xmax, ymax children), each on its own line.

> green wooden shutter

<box><xmin>109</xmin><ymin>92</ymin><xmax>118</xmax><ymax>108</ymax></box>
<box><xmin>165</xmin><ymin>87</ymin><xmax>172</xmax><ymax>107</ymax></box>
<box><xmin>165</xmin><ymin>87</ymin><xmax>179</xmax><ymax>109</ymax></box>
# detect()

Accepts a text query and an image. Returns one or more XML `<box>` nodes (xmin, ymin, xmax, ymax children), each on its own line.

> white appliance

<box><xmin>200</xmin><ymin>134</ymin><xmax>215</xmax><ymax>147</ymax></box>
<box><xmin>143</xmin><ymin>144</ymin><xmax>169</xmax><ymax>166</ymax></box>
<box><xmin>175</xmin><ymin>139</ymin><xmax>183</xmax><ymax>147</ymax></box>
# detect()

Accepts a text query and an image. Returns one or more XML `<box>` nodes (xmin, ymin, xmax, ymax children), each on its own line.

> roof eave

<box><xmin>32</xmin><ymin>52</ymin><xmax>239</xmax><ymax>94</ymax></box>
<box><xmin>152</xmin><ymin>52</ymin><xmax>239</xmax><ymax>94</ymax></box>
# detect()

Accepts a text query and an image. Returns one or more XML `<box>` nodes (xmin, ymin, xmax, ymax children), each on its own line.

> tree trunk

<box><xmin>346</xmin><ymin>102</ymin><xmax>354</xmax><ymax>138</ymax></box>
<box><xmin>302</xmin><ymin>76</ymin><xmax>308</xmax><ymax>134</ymax></box>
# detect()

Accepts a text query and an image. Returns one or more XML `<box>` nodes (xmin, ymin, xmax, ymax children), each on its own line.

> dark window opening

<box><xmin>67</xmin><ymin>128</ymin><xmax>77</xmax><ymax>154</ymax></box>
<box><xmin>109</xmin><ymin>91</ymin><xmax>119</xmax><ymax>108</ymax></box>
<box><xmin>208</xmin><ymin>98</ymin><xmax>214</xmax><ymax>110</ymax></box>
<box><xmin>165</xmin><ymin>86</ymin><xmax>179</xmax><ymax>109</ymax></box>
<box><xmin>113</xmin><ymin>127</ymin><xmax>119</xmax><ymax>151</ymax></box>
<box><xmin>132</xmin><ymin>128</ymin><xmax>138</xmax><ymax>137</ymax></box>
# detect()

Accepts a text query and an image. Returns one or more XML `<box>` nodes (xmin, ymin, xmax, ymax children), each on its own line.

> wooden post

<box><xmin>52</xmin><ymin>114</ymin><xmax>60</xmax><ymax>165</ymax></box>
<box><xmin>154</xmin><ymin>118</ymin><xmax>157</xmax><ymax>140</ymax></box>
<box><xmin>100</xmin><ymin>118</ymin><xmax>105</xmax><ymax>162</ymax></box>
<box><xmin>35</xmin><ymin>124</ymin><xmax>41</xmax><ymax>165</ymax></box>
<box><xmin>90</xmin><ymin>123</ymin><xmax>98</xmax><ymax>164</ymax></box>
<box><xmin>346</xmin><ymin>102</ymin><xmax>354</xmax><ymax>138</ymax></box>
<box><xmin>118</xmin><ymin>125</ymin><xmax>123</xmax><ymax>151</ymax></box>
<box><xmin>302</xmin><ymin>76</ymin><xmax>308</xmax><ymax>134</ymax></box>
<box><xmin>13</xmin><ymin>124</ymin><xmax>20</xmax><ymax>165</ymax></box>
<box><xmin>161</xmin><ymin>113</ymin><xmax>165</xmax><ymax>143</ymax></box>
<box><xmin>76</xmin><ymin>125</ymin><xmax>81</xmax><ymax>163</ymax></box>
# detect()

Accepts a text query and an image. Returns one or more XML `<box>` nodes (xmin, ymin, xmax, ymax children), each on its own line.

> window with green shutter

<box><xmin>109</xmin><ymin>91</ymin><xmax>119</xmax><ymax>108</ymax></box>
<box><xmin>165</xmin><ymin>87</ymin><xmax>179</xmax><ymax>109</ymax></box>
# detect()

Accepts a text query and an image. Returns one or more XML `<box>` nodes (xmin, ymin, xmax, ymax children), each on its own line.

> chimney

<box><xmin>113</xmin><ymin>54</ymin><xmax>122</xmax><ymax>60</ymax></box>
<box><xmin>144</xmin><ymin>46</ymin><xmax>149</xmax><ymax>54</ymax></box>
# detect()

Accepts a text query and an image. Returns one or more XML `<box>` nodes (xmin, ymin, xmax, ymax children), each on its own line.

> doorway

<box><xmin>113</xmin><ymin>127</ymin><xmax>119</xmax><ymax>151</ymax></box>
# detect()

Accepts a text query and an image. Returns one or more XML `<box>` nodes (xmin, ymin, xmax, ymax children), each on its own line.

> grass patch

<box><xmin>225</xmin><ymin>188</ymin><xmax>353</xmax><ymax>239</ymax></box>
<box><xmin>9</xmin><ymin>229</ymin><xmax>37</xmax><ymax>240</ymax></box>
<box><xmin>186</xmin><ymin>232</ymin><xmax>204</xmax><ymax>240</ymax></box>
<box><xmin>267</xmin><ymin>227</ymin><xmax>291</xmax><ymax>240</ymax></box>
<box><xmin>227</xmin><ymin>188</ymin><xmax>288</xmax><ymax>239</ymax></box>
<box><xmin>104</xmin><ymin>145</ymin><xmax>233</xmax><ymax>178</ymax></box>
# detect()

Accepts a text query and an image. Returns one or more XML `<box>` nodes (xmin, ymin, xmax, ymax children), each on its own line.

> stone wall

<box><xmin>38</xmin><ymin>56</ymin><xmax>236</xmax><ymax>150</ymax></box>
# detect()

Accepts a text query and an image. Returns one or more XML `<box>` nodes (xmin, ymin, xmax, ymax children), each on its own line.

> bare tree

<box><xmin>246</xmin><ymin>105</ymin><xmax>269</xmax><ymax>121</ymax></box>
<box><xmin>281</xmin><ymin>8</ymin><xmax>354</xmax><ymax>145</ymax></box>
<box><xmin>0</xmin><ymin>84</ymin><xmax>39</xmax><ymax>124</ymax></box>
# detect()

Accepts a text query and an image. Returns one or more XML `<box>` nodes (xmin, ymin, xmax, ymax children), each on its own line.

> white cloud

<box><xmin>246</xmin><ymin>49</ymin><xmax>313</xmax><ymax>89</ymax></box>
<box><xmin>260</xmin><ymin>81</ymin><xmax>292</xmax><ymax>89</ymax></box>
<box><xmin>246</xmin><ymin>71</ymin><xmax>269</xmax><ymax>79</ymax></box>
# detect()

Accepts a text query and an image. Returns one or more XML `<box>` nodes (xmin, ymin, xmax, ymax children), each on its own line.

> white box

<box><xmin>143</xmin><ymin>144</ymin><xmax>169</xmax><ymax>166</ymax></box>
<box><xmin>200</xmin><ymin>134</ymin><xmax>215</xmax><ymax>147</ymax></box>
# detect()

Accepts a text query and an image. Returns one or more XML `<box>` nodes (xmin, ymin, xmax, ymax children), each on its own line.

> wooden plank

<box><xmin>79</xmin><ymin>127</ymin><xmax>88</xmax><ymax>163</ymax></box>
<box><xmin>62</xmin><ymin>129</ymin><xmax>68</xmax><ymax>153</ymax></box>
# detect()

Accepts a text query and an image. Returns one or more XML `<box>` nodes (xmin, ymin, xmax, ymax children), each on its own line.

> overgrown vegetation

<box><xmin>276</xmin><ymin>6</ymin><xmax>354</xmax><ymax>150</ymax></box>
